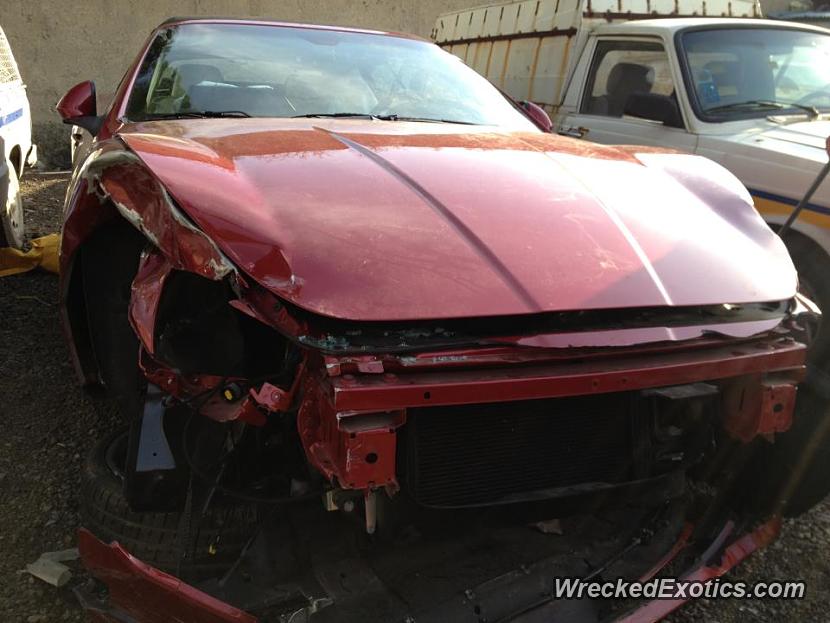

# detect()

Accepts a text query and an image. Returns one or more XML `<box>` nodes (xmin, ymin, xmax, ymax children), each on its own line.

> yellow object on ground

<box><xmin>0</xmin><ymin>234</ymin><xmax>60</xmax><ymax>277</ymax></box>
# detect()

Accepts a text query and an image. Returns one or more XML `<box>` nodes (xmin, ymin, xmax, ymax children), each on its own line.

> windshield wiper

<box><xmin>705</xmin><ymin>100</ymin><xmax>820</xmax><ymax>118</ymax></box>
<box><xmin>374</xmin><ymin>114</ymin><xmax>479</xmax><ymax>125</ymax></box>
<box><xmin>145</xmin><ymin>110</ymin><xmax>251</xmax><ymax>120</ymax></box>
<box><xmin>292</xmin><ymin>112</ymin><xmax>479</xmax><ymax>125</ymax></box>
<box><xmin>292</xmin><ymin>112</ymin><xmax>375</xmax><ymax>119</ymax></box>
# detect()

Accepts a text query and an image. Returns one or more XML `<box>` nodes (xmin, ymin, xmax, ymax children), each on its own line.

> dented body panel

<box><xmin>115</xmin><ymin>119</ymin><xmax>796</xmax><ymax>322</ymax></box>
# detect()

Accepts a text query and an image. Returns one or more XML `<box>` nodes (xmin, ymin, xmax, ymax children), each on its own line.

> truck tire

<box><xmin>786</xmin><ymin>233</ymin><xmax>830</xmax><ymax>374</ymax></box>
<box><xmin>766</xmin><ymin>387</ymin><xmax>830</xmax><ymax>517</ymax></box>
<box><xmin>739</xmin><ymin>387</ymin><xmax>830</xmax><ymax>517</ymax></box>
<box><xmin>0</xmin><ymin>156</ymin><xmax>24</xmax><ymax>249</ymax></box>
<box><xmin>81</xmin><ymin>428</ymin><xmax>260</xmax><ymax>580</ymax></box>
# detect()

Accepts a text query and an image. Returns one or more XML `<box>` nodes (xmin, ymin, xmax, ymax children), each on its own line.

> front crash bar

<box><xmin>328</xmin><ymin>338</ymin><xmax>806</xmax><ymax>412</ymax></box>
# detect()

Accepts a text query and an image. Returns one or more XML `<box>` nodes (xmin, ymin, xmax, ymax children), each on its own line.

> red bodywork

<box><xmin>56</xmin><ymin>80</ymin><xmax>97</xmax><ymax>120</ymax></box>
<box><xmin>58</xmin><ymin>17</ymin><xmax>812</xmax><ymax>623</ymax></box>
<box><xmin>111</xmin><ymin>121</ymin><xmax>795</xmax><ymax>320</ymax></box>
<box><xmin>78</xmin><ymin>516</ymin><xmax>782</xmax><ymax>623</ymax></box>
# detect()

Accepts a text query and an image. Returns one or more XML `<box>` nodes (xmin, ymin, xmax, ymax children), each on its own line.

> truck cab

<box><xmin>436</xmin><ymin>3</ymin><xmax>830</xmax><ymax>372</ymax></box>
<box><xmin>558</xmin><ymin>19</ymin><xmax>830</xmax><ymax>226</ymax></box>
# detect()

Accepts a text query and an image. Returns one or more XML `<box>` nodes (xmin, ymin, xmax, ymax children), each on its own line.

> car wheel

<box><xmin>0</xmin><ymin>157</ymin><xmax>24</xmax><ymax>249</ymax></box>
<box><xmin>81</xmin><ymin>222</ymin><xmax>147</xmax><ymax>420</ymax></box>
<box><xmin>81</xmin><ymin>427</ymin><xmax>261</xmax><ymax>580</ymax></box>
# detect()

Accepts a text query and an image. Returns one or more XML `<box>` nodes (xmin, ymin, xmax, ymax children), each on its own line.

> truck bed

<box><xmin>433</xmin><ymin>0</ymin><xmax>761</xmax><ymax>110</ymax></box>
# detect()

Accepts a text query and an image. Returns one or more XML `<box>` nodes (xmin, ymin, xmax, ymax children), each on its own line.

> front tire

<box><xmin>81</xmin><ymin>428</ymin><xmax>260</xmax><ymax>580</ymax></box>
<box><xmin>0</xmin><ymin>157</ymin><xmax>24</xmax><ymax>249</ymax></box>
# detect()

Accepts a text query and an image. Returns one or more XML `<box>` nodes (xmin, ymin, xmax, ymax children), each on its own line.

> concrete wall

<box><xmin>1</xmin><ymin>0</ymin><xmax>473</xmax><ymax>168</ymax></box>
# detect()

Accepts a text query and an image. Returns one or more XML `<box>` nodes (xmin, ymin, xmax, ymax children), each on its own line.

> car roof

<box><xmin>156</xmin><ymin>16</ymin><xmax>429</xmax><ymax>42</ymax></box>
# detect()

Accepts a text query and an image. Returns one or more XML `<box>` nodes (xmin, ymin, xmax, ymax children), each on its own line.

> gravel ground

<box><xmin>1</xmin><ymin>173</ymin><xmax>828</xmax><ymax>622</ymax></box>
<box><xmin>0</xmin><ymin>173</ymin><xmax>117</xmax><ymax>623</ymax></box>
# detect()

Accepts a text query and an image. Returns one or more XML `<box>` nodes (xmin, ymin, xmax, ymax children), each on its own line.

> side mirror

<box><xmin>519</xmin><ymin>100</ymin><xmax>553</xmax><ymax>132</ymax></box>
<box><xmin>624</xmin><ymin>93</ymin><xmax>684</xmax><ymax>129</ymax></box>
<box><xmin>56</xmin><ymin>81</ymin><xmax>103</xmax><ymax>136</ymax></box>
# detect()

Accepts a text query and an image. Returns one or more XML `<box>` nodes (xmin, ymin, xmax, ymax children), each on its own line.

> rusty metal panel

<box><xmin>536</xmin><ymin>0</ymin><xmax>559</xmax><ymax>30</ymax></box>
<box><xmin>434</xmin><ymin>0</ymin><xmax>762</xmax><ymax>43</ymax></box>
<box><xmin>470</xmin><ymin>41</ymin><xmax>492</xmax><ymax>75</ymax></box>
<box><xmin>499</xmin><ymin>2</ymin><xmax>522</xmax><ymax>33</ymax></box>
<box><xmin>515</xmin><ymin>0</ymin><xmax>539</xmax><ymax>33</ymax></box>
<box><xmin>434</xmin><ymin>0</ymin><xmax>760</xmax><ymax>109</ymax></box>
<box><xmin>503</xmin><ymin>38</ymin><xmax>538</xmax><ymax>98</ymax></box>
<box><xmin>650</xmin><ymin>0</ymin><xmax>680</xmax><ymax>13</ymax></box>
<box><xmin>532</xmin><ymin>36</ymin><xmax>573</xmax><ymax>106</ymax></box>
<box><xmin>486</xmin><ymin>40</ymin><xmax>510</xmax><ymax>85</ymax></box>
<box><xmin>482</xmin><ymin>5</ymin><xmax>503</xmax><ymax>35</ymax></box>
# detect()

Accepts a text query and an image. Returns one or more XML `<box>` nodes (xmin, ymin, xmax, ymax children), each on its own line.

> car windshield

<box><xmin>125</xmin><ymin>22</ymin><xmax>535</xmax><ymax>129</ymax></box>
<box><xmin>682</xmin><ymin>28</ymin><xmax>830</xmax><ymax>120</ymax></box>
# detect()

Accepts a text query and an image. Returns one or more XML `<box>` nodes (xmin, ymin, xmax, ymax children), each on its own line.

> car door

<box><xmin>559</xmin><ymin>37</ymin><xmax>698</xmax><ymax>152</ymax></box>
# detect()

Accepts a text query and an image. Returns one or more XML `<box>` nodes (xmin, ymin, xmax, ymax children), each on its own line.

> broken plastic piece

<box><xmin>26</xmin><ymin>555</ymin><xmax>73</xmax><ymax>587</ymax></box>
<box><xmin>533</xmin><ymin>518</ymin><xmax>563</xmax><ymax>535</ymax></box>
<box><xmin>365</xmin><ymin>490</ymin><xmax>377</xmax><ymax>535</ymax></box>
<box><xmin>41</xmin><ymin>548</ymin><xmax>80</xmax><ymax>563</ymax></box>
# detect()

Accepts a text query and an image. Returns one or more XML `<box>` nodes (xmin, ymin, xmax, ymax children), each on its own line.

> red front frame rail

<box><xmin>298</xmin><ymin>337</ymin><xmax>805</xmax><ymax>491</ymax></box>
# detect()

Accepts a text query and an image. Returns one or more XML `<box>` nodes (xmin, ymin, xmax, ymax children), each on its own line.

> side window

<box><xmin>581</xmin><ymin>40</ymin><xmax>675</xmax><ymax>117</ymax></box>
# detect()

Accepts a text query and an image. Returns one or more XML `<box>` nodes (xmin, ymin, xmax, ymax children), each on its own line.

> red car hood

<box><xmin>118</xmin><ymin>119</ymin><xmax>796</xmax><ymax>322</ymax></box>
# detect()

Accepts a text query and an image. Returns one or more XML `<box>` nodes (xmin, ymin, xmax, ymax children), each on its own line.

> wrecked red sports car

<box><xmin>57</xmin><ymin>17</ymin><xmax>826</xmax><ymax>623</ymax></box>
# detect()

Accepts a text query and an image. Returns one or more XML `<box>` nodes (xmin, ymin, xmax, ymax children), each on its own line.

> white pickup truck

<box><xmin>435</xmin><ymin>0</ymin><xmax>830</xmax><ymax>364</ymax></box>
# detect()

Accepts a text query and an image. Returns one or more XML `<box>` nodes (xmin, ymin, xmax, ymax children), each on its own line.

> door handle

<box><xmin>558</xmin><ymin>126</ymin><xmax>589</xmax><ymax>139</ymax></box>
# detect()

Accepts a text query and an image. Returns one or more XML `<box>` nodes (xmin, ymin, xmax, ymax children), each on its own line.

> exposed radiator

<box><xmin>401</xmin><ymin>393</ymin><xmax>650</xmax><ymax>508</ymax></box>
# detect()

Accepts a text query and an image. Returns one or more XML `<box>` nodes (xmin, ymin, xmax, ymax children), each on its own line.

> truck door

<box><xmin>559</xmin><ymin>38</ymin><xmax>698</xmax><ymax>153</ymax></box>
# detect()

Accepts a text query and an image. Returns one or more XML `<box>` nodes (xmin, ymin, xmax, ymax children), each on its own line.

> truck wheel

<box><xmin>785</xmin><ymin>233</ymin><xmax>830</xmax><ymax>376</ymax></box>
<box><xmin>0</xmin><ymin>157</ymin><xmax>24</xmax><ymax>249</ymax></box>
<box><xmin>748</xmin><ymin>387</ymin><xmax>830</xmax><ymax>517</ymax></box>
<box><xmin>81</xmin><ymin>428</ymin><xmax>260</xmax><ymax>580</ymax></box>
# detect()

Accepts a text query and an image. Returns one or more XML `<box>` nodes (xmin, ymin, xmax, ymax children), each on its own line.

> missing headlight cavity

<box><xmin>154</xmin><ymin>271</ymin><xmax>289</xmax><ymax>377</ymax></box>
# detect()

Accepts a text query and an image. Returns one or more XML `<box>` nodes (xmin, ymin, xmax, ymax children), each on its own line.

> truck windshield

<box><xmin>125</xmin><ymin>23</ymin><xmax>535</xmax><ymax>130</ymax></box>
<box><xmin>681</xmin><ymin>28</ymin><xmax>830</xmax><ymax>120</ymax></box>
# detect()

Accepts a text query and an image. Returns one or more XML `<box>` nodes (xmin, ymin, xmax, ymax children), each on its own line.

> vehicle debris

<box><xmin>24</xmin><ymin>548</ymin><xmax>79</xmax><ymax>588</ymax></box>
<box><xmin>0</xmin><ymin>233</ymin><xmax>60</xmax><ymax>277</ymax></box>
<box><xmin>533</xmin><ymin>518</ymin><xmax>564</xmax><ymax>535</ymax></box>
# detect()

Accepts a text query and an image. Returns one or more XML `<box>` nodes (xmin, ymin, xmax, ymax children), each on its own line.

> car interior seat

<box><xmin>587</xmin><ymin>62</ymin><xmax>654</xmax><ymax>117</ymax></box>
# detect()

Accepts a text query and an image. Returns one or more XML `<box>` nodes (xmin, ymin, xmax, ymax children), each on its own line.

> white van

<box><xmin>0</xmin><ymin>25</ymin><xmax>36</xmax><ymax>248</ymax></box>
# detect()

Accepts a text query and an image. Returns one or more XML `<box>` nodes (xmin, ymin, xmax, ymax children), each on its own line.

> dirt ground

<box><xmin>1</xmin><ymin>173</ymin><xmax>829</xmax><ymax>622</ymax></box>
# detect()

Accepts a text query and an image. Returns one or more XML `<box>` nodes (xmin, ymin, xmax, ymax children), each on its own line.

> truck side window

<box><xmin>582</xmin><ymin>41</ymin><xmax>675</xmax><ymax>117</ymax></box>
